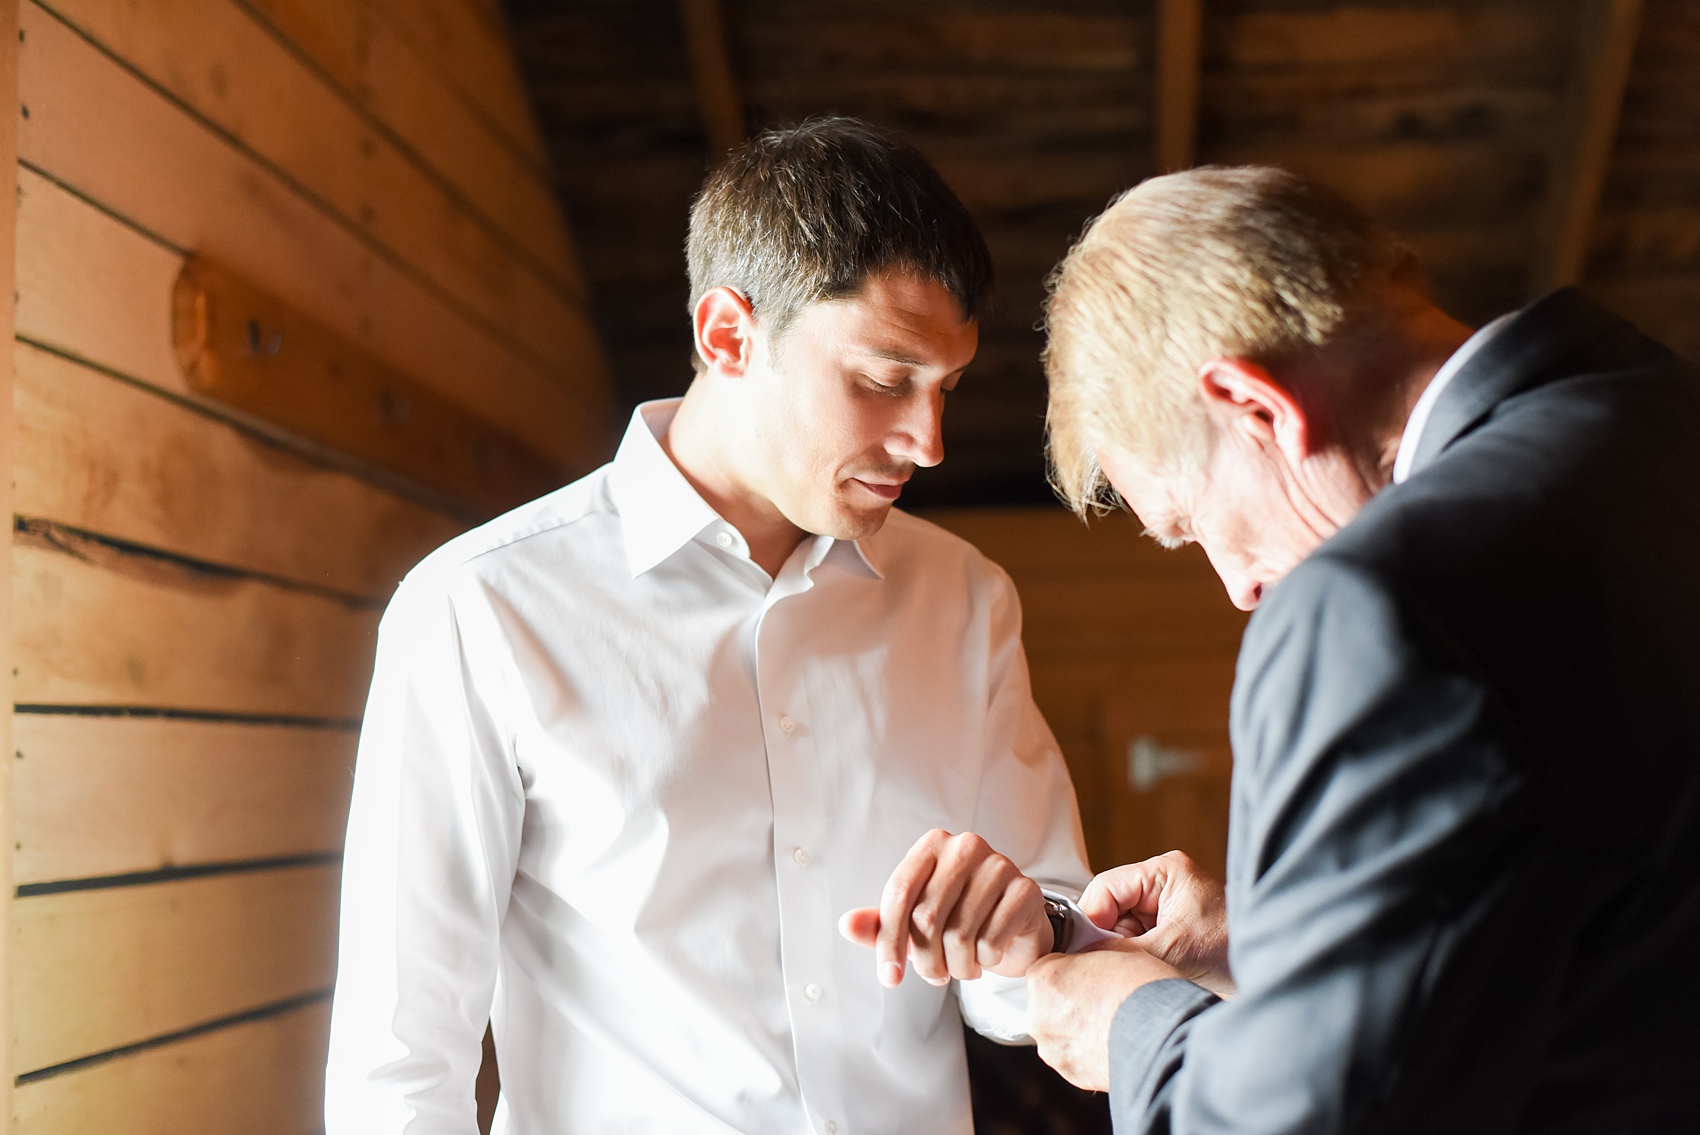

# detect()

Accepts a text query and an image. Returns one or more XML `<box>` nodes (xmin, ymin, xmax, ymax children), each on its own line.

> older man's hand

<box><xmin>1081</xmin><ymin>850</ymin><xmax>1234</xmax><ymax>997</ymax></box>
<box><xmin>838</xmin><ymin>829</ymin><xmax>1052</xmax><ymax>988</ymax></box>
<box><xmin>1028</xmin><ymin>940</ymin><xmax>1184</xmax><ymax>1090</ymax></box>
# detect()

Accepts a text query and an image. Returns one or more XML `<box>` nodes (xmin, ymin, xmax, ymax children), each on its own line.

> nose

<box><xmin>1204</xmin><ymin>547</ymin><xmax>1264</xmax><ymax>611</ymax></box>
<box><xmin>890</xmin><ymin>390</ymin><xmax>945</xmax><ymax>469</ymax></box>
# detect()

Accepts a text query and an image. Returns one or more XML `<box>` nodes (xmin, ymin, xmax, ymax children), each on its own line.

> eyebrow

<box><xmin>861</xmin><ymin>347</ymin><xmax>932</xmax><ymax>368</ymax></box>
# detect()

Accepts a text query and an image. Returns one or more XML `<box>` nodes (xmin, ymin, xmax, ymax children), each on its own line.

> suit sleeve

<box><xmin>957</xmin><ymin>564</ymin><xmax>1095</xmax><ymax>1043</ymax></box>
<box><xmin>324</xmin><ymin>571</ymin><xmax>526</xmax><ymax>1134</ymax></box>
<box><xmin>1108</xmin><ymin>557</ymin><xmax>1525</xmax><ymax>1135</ymax></box>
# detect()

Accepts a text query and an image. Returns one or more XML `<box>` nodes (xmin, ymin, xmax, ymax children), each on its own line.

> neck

<box><xmin>661</xmin><ymin>381</ymin><xmax>807</xmax><ymax>577</ymax></box>
<box><xmin>1354</xmin><ymin>304</ymin><xmax>1476</xmax><ymax>488</ymax></box>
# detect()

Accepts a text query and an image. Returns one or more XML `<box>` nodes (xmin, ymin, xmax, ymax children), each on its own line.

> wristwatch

<box><xmin>1042</xmin><ymin>895</ymin><xmax>1072</xmax><ymax>954</ymax></box>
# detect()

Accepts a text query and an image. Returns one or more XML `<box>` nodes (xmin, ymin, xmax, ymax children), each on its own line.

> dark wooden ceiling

<box><xmin>502</xmin><ymin>0</ymin><xmax>1700</xmax><ymax>507</ymax></box>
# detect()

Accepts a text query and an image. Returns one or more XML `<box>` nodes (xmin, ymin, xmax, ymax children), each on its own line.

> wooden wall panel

<box><xmin>47</xmin><ymin>0</ymin><xmax>592</xmax><ymax>367</ymax></box>
<box><xmin>13</xmin><ymin>1000</ymin><xmax>330</xmax><ymax>1135</ymax></box>
<box><xmin>242</xmin><ymin>0</ymin><xmax>577</xmax><ymax>283</ymax></box>
<box><xmin>362</xmin><ymin>0</ymin><xmax>548</xmax><ymax>168</ymax></box>
<box><xmin>8</xmin><ymin>0</ymin><xmax>595</xmax><ymax>1122</ymax></box>
<box><xmin>15</xmin><ymin>341</ymin><xmax>458</xmax><ymax>598</ymax></box>
<box><xmin>12</xmin><ymin>715</ymin><xmax>355</xmax><ymax>885</ymax></box>
<box><xmin>11</xmin><ymin>864</ymin><xmax>339</xmax><ymax>1074</ymax></box>
<box><xmin>0</xmin><ymin>0</ymin><xmax>22</xmax><ymax>1123</ymax></box>
<box><xmin>13</xmin><ymin>540</ymin><xmax>378</xmax><ymax>718</ymax></box>
<box><xmin>18</xmin><ymin>1</ymin><xmax>608</xmax><ymax>475</ymax></box>
<box><xmin>13</xmin><ymin>166</ymin><xmax>182</xmax><ymax>397</ymax></box>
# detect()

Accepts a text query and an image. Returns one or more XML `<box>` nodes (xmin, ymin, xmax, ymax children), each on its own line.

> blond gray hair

<box><xmin>1043</xmin><ymin>166</ymin><xmax>1420</xmax><ymax>515</ymax></box>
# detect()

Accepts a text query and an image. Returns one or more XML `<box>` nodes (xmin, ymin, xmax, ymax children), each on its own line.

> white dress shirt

<box><xmin>325</xmin><ymin>400</ymin><xmax>1093</xmax><ymax>1135</ymax></box>
<box><xmin>1392</xmin><ymin>312</ymin><xmax>1516</xmax><ymax>483</ymax></box>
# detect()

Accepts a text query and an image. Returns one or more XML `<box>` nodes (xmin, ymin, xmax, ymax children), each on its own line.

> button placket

<box><xmin>752</xmin><ymin>588</ymin><xmax>844</xmax><ymax>1129</ymax></box>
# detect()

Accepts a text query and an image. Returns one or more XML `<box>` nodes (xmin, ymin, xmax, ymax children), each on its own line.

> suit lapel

<box><xmin>1407</xmin><ymin>288</ymin><xmax>1644</xmax><ymax>478</ymax></box>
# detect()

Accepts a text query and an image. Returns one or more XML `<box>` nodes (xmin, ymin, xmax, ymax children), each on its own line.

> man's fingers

<box><xmin>910</xmin><ymin>833</ymin><xmax>993</xmax><ymax>984</ymax></box>
<box><xmin>938</xmin><ymin>857</ymin><xmax>1019</xmax><ymax>981</ymax></box>
<box><xmin>876</xmin><ymin>831</ymin><xmax>945</xmax><ymax>987</ymax></box>
<box><xmin>1080</xmin><ymin>859</ymin><xmax>1166</xmax><ymax>929</ymax></box>
<box><xmin>972</xmin><ymin>874</ymin><xmax>1048</xmax><ymax>977</ymax></box>
<box><xmin>838</xmin><ymin>907</ymin><xmax>880</xmax><ymax>948</ymax></box>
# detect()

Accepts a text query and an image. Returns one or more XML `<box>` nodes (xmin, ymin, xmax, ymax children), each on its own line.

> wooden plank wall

<box><xmin>925</xmin><ymin>510</ymin><xmax>1249</xmax><ymax>881</ymax></box>
<box><xmin>1588</xmin><ymin>0</ymin><xmax>1700</xmax><ymax>360</ymax></box>
<box><xmin>8</xmin><ymin>1</ymin><xmax>606</xmax><ymax>1131</ymax></box>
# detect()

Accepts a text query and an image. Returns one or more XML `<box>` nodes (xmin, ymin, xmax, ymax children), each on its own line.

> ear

<box><xmin>693</xmin><ymin>286</ymin><xmax>757</xmax><ymax>378</ymax></box>
<box><xmin>1196</xmin><ymin>357</ymin><xmax>1316</xmax><ymax>465</ymax></box>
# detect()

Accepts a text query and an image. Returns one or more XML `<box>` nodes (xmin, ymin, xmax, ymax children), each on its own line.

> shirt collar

<box><xmin>607</xmin><ymin>399</ymin><xmax>884</xmax><ymax>581</ymax></box>
<box><xmin>1392</xmin><ymin>312</ymin><xmax>1517</xmax><ymax>484</ymax></box>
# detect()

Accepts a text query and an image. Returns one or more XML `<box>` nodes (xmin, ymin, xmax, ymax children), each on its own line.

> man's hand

<box><xmin>1080</xmin><ymin>850</ymin><xmax>1234</xmax><ymax>997</ymax></box>
<box><xmin>1028</xmin><ymin>941</ymin><xmax>1184</xmax><ymax>1091</ymax></box>
<box><xmin>838</xmin><ymin>829</ymin><xmax>1051</xmax><ymax>987</ymax></box>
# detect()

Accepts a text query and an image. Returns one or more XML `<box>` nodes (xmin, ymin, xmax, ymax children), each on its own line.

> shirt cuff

<box><xmin>1107</xmin><ymin>978</ymin><xmax>1219</xmax><ymax>1122</ymax></box>
<box><xmin>1041</xmin><ymin>890</ymin><xmax>1122</xmax><ymax>953</ymax></box>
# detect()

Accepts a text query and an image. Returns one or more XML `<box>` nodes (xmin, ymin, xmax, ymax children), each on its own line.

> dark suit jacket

<box><xmin>1107</xmin><ymin>289</ymin><xmax>1700</xmax><ymax>1135</ymax></box>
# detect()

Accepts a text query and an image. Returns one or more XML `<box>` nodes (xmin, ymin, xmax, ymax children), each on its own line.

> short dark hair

<box><xmin>686</xmin><ymin>117</ymin><xmax>994</xmax><ymax>360</ymax></box>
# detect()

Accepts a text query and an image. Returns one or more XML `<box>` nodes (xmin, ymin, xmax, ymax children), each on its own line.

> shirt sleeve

<box><xmin>1108</xmin><ymin>557</ymin><xmax>1528</xmax><ymax>1134</ymax></box>
<box><xmin>324</xmin><ymin>570</ymin><xmax>526</xmax><ymax>1134</ymax></box>
<box><xmin>956</xmin><ymin>564</ymin><xmax>1095</xmax><ymax>1044</ymax></box>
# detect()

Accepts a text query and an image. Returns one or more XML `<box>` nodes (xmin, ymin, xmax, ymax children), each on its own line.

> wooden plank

<box><xmin>1154</xmin><ymin>0</ymin><xmax>1202</xmax><ymax>173</ymax></box>
<box><xmin>14</xmin><ymin>999</ymin><xmax>330</xmax><ymax>1135</ymax></box>
<box><xmin>736</xmin><ymin>11</ymin><xmax>1145</xmax><ymax>74</ymax></box>
<box><xmin>240</xmin><ymin>0</ymin><xmax>582</xmax><ymax>287</ymax></box>
<box><xmin>0</xmin><ymin>0</ymin><xmax>23</xmax><ymax>1125</ymax></box>
<box><xmin>1530</xmin><ymin>0</ymin><xmax>1645</xmax><ymax>293</ymax></box>
<box><xmin>15</xmin><ymin>341</ymin><xmax>458</xmax><ymax>598</ymax></box>
<box><xmin>678</xmin><ymin>0</ymin><xmax>745</xmax><ymax>158</ymax></box>
<box><xmin>14</xmin><ymin>168</ymin><xmax>485</xmax><ymax>517</ymax></box>
<box><xmin>1220</xmin><ymin>7</ymin><xmax>1569</xmax><ymax>72</ymax></box>
<box><xmin>13</xmin><ymin>537</ymin><xmax>378</xmax><ymax>719</ymax></box>
<box><xmin>46</xmin><ymin>0</ymin><xmax>593</xmax><ymax>374</ymax></box>
<box><xmin>362</xmin><ymin>0</ymin><xmax>548</xmax><ymax>168</ymax></box>
<box><xmin>18</xmin><ymin>3</ymin><xmax>610</xmax><ymax>474</ymax></box>
<box><xmin>14</xmin><ymin>164</ymin><xmax>184</xmax><ymax>391</ymax></box>
<box><xmin>173</xmin><ymin>255</ymin><xmax>564</xmax><ymax>515</ymax></box>
<box><xmin>1209</xmin><ymin>141</ymin><xmax>1542</xmax><ymax>229</ymax></box>
<box><xmin>11</xmin><ymin>864</ymin><xmax>339</xmax><ymax>1074</ymax></box>
<box><xmin>12</xmin><ymin>715</ymin><xmax>355</xmax><ymax>885</ymax></box>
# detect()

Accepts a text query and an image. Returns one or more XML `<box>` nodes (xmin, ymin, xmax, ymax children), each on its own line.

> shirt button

<box><xmin>715</xmin><ymin>531</ymin><xmax>733</xmax><ymax>548</ymax></box>
<box><xmin>779</xmin><ymin>715</ymin><xmax>795</xmax><ymax>733</ymax></box>
<box><xmin>825</xmin><ymin>1123</ymin><xmax>838</xmax><ymax>1135</ymax></box>
<box><xmin>792</xmin><ymin>846</ymin><xmax>811</xmax><ymax>866</ymax></box>
<box><xmin>804</xmin><ymin>982</ymin><xmax>823</xmax><ymax>1002</ymax></box>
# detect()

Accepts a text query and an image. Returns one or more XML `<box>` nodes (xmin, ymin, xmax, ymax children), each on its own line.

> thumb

<box><xmin>1080</xmin><ymin>861</ymin><xmax>1164</xmax><ymax>929</ymax></box>
<box><xmin>839</xmin><ymin>907</ymin><xmax>881</xmax><ymax>948</ymax></box>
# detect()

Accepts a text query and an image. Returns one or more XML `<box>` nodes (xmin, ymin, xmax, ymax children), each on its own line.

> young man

<box><xmin>324</xmin><ymin>118</ymin><xmax>1094</xmax><ymax>1134</ymax></box>
<box><xmin>1026</xmin><ymin>167</ymin><xmax>1700</xmax><ymax>1133</ymax></box>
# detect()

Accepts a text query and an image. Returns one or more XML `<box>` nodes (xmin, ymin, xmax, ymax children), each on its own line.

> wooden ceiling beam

<box><xmin>678</xmin><ymin>0</ymin><xmax>745</xmax><ymax>159</ymax></box>
<box><xmin>1154</xmin><ymin>0</ymin><xmax>1204</xmax><ymax>174</ymax></box>
<box><xmin>1530</xmin><ymin>0</ymin><xmax>1644</xmax><ymax>295</ymax></box>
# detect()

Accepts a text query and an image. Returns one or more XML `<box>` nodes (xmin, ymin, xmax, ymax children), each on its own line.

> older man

<box><xmin>1026</xmin><ymin>167</ymin><xmax>1700</xmax><ymax>1133</ymax></box>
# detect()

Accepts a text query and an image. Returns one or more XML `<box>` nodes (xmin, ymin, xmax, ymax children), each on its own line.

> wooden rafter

<box><xmin>678</xmin><ymin>0</ymin><xmax>745</xmax><ymax>158</ymax></box>
<box><xmin>1530</xmin><ymin>0</ymin><xmax>1645</xmax><ymax>295</ymax></box>
<box><xmin>1154</xmin><ymin>0</ymin><xmax>1204</xmax><ymax>173</ymax></box>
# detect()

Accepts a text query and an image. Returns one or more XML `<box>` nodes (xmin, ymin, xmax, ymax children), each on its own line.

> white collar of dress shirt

<box><xmin>608</xmin><ymin>398</ymin><xmax>883</xmax><ymax>580</ymax></box>
<box><xmin>1390</xmin><ymin>311</ymin><xmax>1516</xmax><ymax>484</ymax></box>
